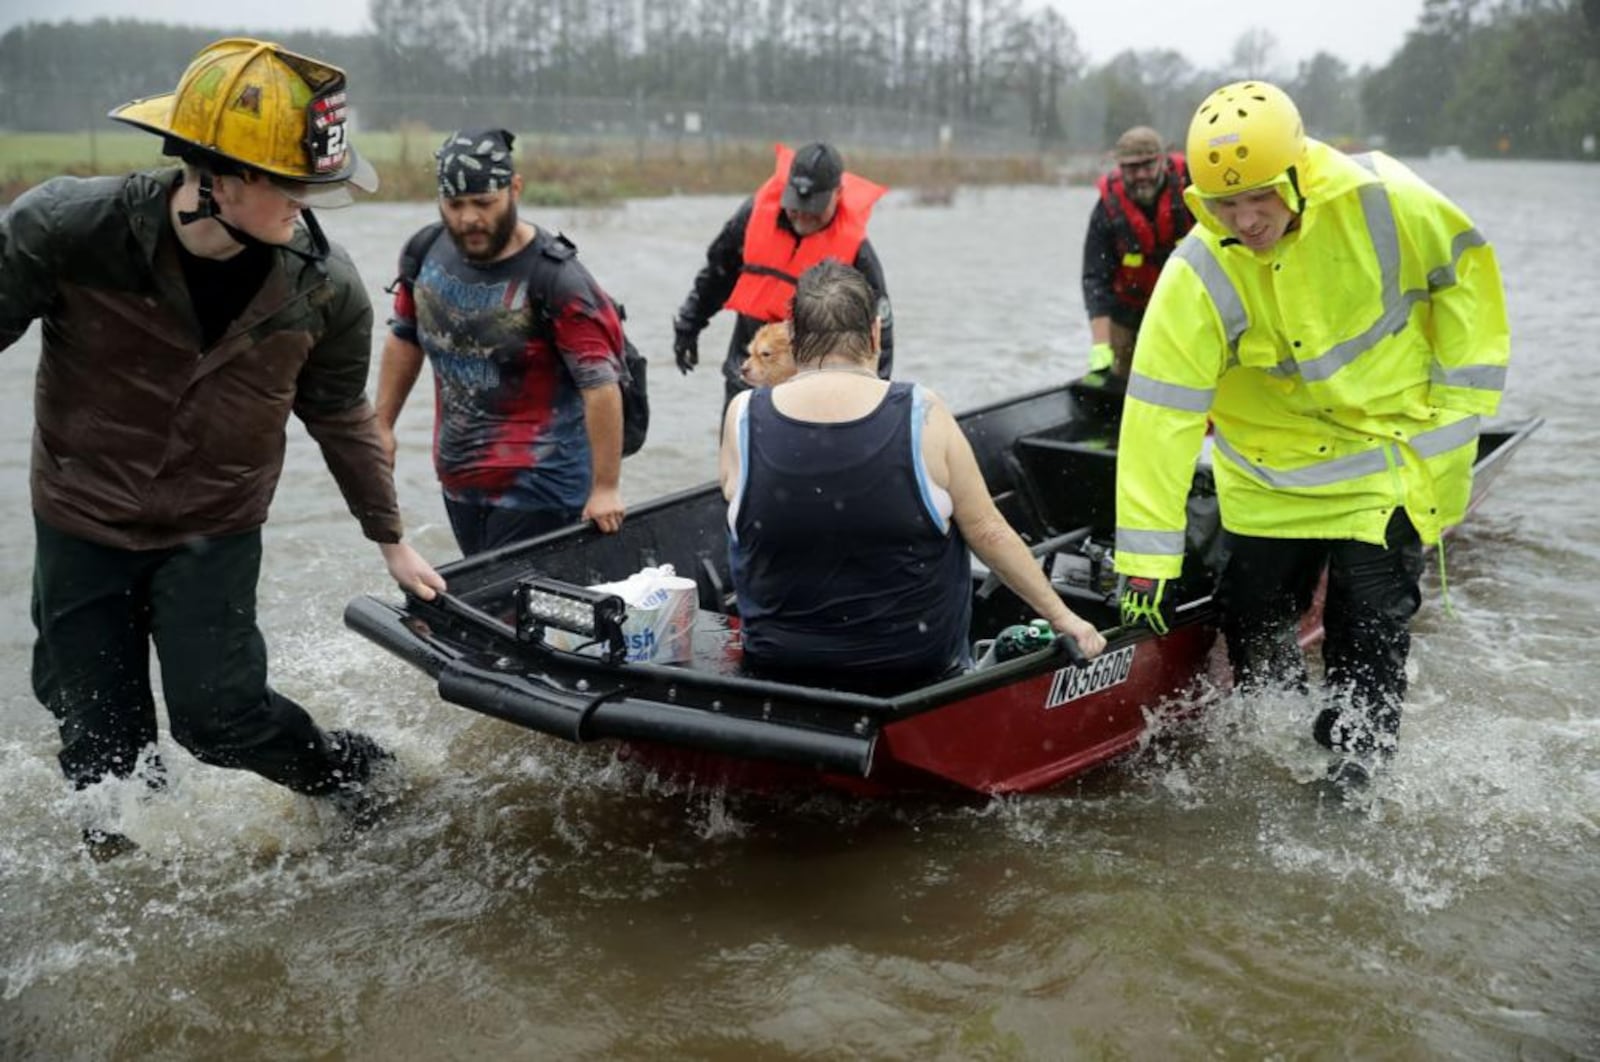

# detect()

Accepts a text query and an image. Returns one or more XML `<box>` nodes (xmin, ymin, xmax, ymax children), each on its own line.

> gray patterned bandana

<box><xmin>435</xmin><ymin>128</ymin><xmax>516</xmax><ymax>197</ymax></box>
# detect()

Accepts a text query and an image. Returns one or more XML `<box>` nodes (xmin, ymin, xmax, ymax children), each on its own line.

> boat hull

<box><xmin>345</xmin><ymin>381</ymin><xmax>1541</xmax><ymax>796</ymax></box>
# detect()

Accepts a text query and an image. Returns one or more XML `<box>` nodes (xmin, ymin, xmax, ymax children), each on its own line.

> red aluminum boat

<box><xmin>344</xmin><ymin>379</ymin><xmax>1541</xmax><ymax>796</ymax></box>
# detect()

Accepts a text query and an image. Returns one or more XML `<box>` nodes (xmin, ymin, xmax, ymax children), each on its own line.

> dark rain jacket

<box><xmin>674</xmin><ymin>197</ymin><xmax>894</xmax><ymax>384</ymax></box>
<box><xmin>0</xmin><ymin>168</ymin><xmax>403</xmax><ymax>549</ymax></box>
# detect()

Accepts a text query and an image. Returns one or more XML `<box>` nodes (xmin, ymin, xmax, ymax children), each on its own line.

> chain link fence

<box><xmin>1</xmin><ymin>89</ymin><xmax>1046</xmax><ymax>157</ymax></box>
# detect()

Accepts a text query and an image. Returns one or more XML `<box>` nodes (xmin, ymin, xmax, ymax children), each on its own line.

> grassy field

<box><xmin>1</xmin><ymin>129</ymin><xmax>1061</xmax><ymax>205</ymax></box>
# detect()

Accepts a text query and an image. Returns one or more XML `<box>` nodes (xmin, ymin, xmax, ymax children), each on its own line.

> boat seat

<box><xmin>1012</xmin><ymin>434</ymin><xmax>1119</xmax><ymax>536</ymax></box>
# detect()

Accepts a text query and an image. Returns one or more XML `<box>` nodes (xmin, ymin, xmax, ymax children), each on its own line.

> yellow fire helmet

<box><xmin>1185</xmin><ymin>80</ymin><xmax>1306</xmax><ymax>199</ymax></box>
<box><xmin>108</xmin><ymin>37</ymin><xmax>378</xmax><ymax>208</ymax></box>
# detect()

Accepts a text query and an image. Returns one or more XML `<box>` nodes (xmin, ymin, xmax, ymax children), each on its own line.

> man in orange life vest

<box><xmin>672</xmin><ymin>142</ymin><xmax>893</xmax><ymax>407</ymax></box>
<box><xmin>1080</xmin><ymin>125</ymin><xmax>1194</xmax><ymax>380</ymax></box>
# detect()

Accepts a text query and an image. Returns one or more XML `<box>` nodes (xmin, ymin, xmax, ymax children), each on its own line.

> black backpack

<box><xmin>392</xmin><ymin>222</ymin><xmax>649</xmax><ymax>457</ymax></box>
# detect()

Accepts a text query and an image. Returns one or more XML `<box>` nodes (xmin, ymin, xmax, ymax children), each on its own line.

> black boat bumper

<box><xmin>345</xmin><ymin>596</ymin><xmax>876</xmax><ymax>777</ymax></box>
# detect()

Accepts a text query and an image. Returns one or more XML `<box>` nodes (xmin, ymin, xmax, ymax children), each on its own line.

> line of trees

<box><xmin>1362</xmin><ymin>0</ymin><xmax>1600</xmax><ymax>157</ymax></box>
<box><xmin>0</xmin><ymin>0</ymin><xmax>1595</xmax><ymax>158</ymax></box>
<box><xmin>361</xmin><ymin>0</ymin><xmax>1088</xmax><ymax>141</ymax></box>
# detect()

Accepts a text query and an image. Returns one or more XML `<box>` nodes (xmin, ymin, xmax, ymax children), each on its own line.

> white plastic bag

<box><xmin>588</xmin><ymin>564</ymin><xmax>697</xmax><ymax>663</ymax></box>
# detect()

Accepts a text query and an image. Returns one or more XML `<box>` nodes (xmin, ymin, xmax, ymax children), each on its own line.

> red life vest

<box><xmin>1096</xmin><ymin>153</ymin><xmax>1193</xmax><ymax>312</ymax></box>
<box><xmin>724</xmin><ymin>144</ymin><xmax>887</xmax><ymax>322</ymax></box>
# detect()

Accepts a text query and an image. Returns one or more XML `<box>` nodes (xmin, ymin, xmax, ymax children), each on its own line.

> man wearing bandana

<box><xmin>671</xmin><ymin>142</ymin><xmax>894</xmax><ymax>410</ymax></box>
<box><xmin>376</xmin><ymin>128</ymin><xmax>628</xmax><ymax>556</ymax></box>
<box><xmin>0</xmin><ymin>39</ymin><xmax>443</xmax><ymax>854</ymax></box>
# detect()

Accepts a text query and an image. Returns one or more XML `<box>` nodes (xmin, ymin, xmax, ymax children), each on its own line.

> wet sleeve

<box><xmin>1399</xmin><ymin>182</ymin><xmax>1510</xmax><ymax>418</ymax></box>
<box><xmin>1114</xmin><ymin>262</ymin><xmax>1225</xmax><ymax>580</ymax></box>
<box><xmin>294</xmin><ymin>260</ymin><xmax>403</xmax><ymax>543</ymax></box>
<box><xmin>554</xmin><ymin>268</ymin><xmax>625</xmax><ymax>390</ymax></box>
<box><xmin>388</xmin><ymin>277</ymin><xmax>419</xmax><ymax>344</ymax></box>
<box><xmin>854</xmin><ymin>238</ymin><xmax>894</xmax><ymax>378</ymax></box>
<box><xmin>674</xmin><ymin>198</ymin><xmax>753</xmax><ymax>331</ymax></box>
<box><xmin>1082</xmin><ymin>202</ymin><xmax>1119</xmax><ymax>319</ymax></box>
<box><xmin>0</xmin><ymin>181</ymin><xmax>62</xmax><ymax>350</ymax></box>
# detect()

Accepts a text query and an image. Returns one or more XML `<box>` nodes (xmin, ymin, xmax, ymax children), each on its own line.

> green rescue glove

<box><xmin>1118</xmin><ymin>575</ymin><xmax>1172</xmax><ymax>634</ymax></box>
<box><xmin>1088</xmin><ymin>341</ymin><xmax>1115</xmax><ymax>374</ymax></box>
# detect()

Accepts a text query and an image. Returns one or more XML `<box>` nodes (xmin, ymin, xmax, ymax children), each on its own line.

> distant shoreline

<box><xmin>1</xmin><ymin>132</ymin><xmax>1091</xmax><ymax>207</ymax></box>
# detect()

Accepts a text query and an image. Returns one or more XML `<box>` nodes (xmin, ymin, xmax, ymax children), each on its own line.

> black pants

<box><xmin>443</xmin><ymin>497</ymin><xmax>581</xmax><ymax>557</ymax></box>
<box><xmin>1214</xmin><ymin>509</ymin><xmax>1424</xmax><ymax>755</ymax></box>
<box><xmin>31</xmin><ymin>517</ymin><xmax>364</xmax><ymax>795</ymax></box>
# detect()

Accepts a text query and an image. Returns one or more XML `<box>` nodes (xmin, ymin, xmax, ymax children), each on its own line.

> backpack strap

<box><xmin>537</xmin><ymin>231</ymin><xmax>578</xmax><ymax>264</ymax></box>
<box><xmin>528</xmin><ymin>233</ymin><xmax>638</xmax><ymax>390</ymax></box>
<box><xmin>386</xmin><ymin>220</ymin><xmax>445</xmax><ymax>294</ymax></box>
<box><xmin>525</xmin><ymin>232</ymin><xmax>576</xmax><ymax>342</ymax></box>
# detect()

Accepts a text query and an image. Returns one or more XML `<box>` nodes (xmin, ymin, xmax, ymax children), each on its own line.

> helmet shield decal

<box><xmin>305</xmin><ymin>85</ymin><xmax>352</xmax><ymax>178</ymax></box>
<box><xmin>274</xmin><ymin>47</ymin><xmax>353</xmax><ymax>180</ymax></box>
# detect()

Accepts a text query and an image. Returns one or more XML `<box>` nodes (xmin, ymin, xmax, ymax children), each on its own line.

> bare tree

<box><xmin>1227</xmin><ymin>28</ymin><xmax>1282</xmax><ymax>80</ymax></box>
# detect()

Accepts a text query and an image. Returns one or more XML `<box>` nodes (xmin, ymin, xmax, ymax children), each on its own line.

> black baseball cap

<box><xmin>781</xmin><ymin>142</ymin><xmax>844</xmax><ymax>212</ymax></box>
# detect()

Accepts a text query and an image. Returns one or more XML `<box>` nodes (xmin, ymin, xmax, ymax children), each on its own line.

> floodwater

<box><xmin>2</xmin><ymin>161</ymin><xmax>1596</xmax><ymax>1060</ymax></box>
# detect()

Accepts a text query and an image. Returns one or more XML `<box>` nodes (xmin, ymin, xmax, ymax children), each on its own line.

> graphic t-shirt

<box><xmin>392</xmin><ymin>228</ymin><xmax>623</xmax><ymax>513</ymax></box>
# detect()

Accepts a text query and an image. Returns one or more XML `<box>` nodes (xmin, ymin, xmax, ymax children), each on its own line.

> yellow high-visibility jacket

<box><xmin>1114</xmin><ymin>140</ymin><xmax>1510</xmax><ymax>580</ymax></box>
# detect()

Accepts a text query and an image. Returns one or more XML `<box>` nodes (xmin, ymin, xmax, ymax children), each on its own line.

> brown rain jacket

<box><xmin>0</xmin><ymin>168</ymin><xmax>403</xmax><ymax>548</ymax></box>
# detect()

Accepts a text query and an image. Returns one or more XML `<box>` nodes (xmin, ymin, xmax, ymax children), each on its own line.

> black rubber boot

<box><xmin>322</xmin><ymin>730</ymin><xmax>399</xmax><ymax>830</ymax></box>
<box><xmin>1323</xmin><ymin>757</ymin><xmax>1374</xmax><ymax>791</ymax></box>
<box><xmin>81</xmin><ymin>828</ymin><xmax>140</xmax><ymax>862</ymax></box>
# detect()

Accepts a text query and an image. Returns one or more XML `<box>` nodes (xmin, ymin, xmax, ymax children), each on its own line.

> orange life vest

<box><xmin>1096</xmin><ymin>153</ymin><xmax>1193</xmax><ymax>312</ymax></box>
<box><xmin>724</xmin><ymin>144</ymin><xmax>887</xmax><ymax>322</ymax></box>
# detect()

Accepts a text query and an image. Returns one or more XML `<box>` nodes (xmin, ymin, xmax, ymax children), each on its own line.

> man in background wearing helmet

<box><xmin>1080</xmin><ymin>125</ymin><xmax>1194</xmax><ymax>381</ymax></box>
<box><xmin>671</xmin><ymin>142</ymin><xmax>894</xmax><ymax>412</ymax></box>
<box><xmin>375</xmin><ymin>128</ymin><xmax>628</xmax><ymax>556</ymax></box>
<box><xmin>1113</xmin><ymin>81</ymin><xmax>1510</xmax><ymax>789</ymax></box>
<box><xmin>0</xmin><ymin>38</ymin><xmax>444</xmax><ymax>853</ymax></box>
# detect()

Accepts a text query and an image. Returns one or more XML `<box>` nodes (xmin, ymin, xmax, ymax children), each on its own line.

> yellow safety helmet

<box><xmin>109</xmin><ymin>38</ymin><xmax>377</xmax><ymax>208</ymax></box>
<box><xmin>1185</xmin><ymin>80</ymin><xmax>1305</xmax><ymax>199</ymax></box>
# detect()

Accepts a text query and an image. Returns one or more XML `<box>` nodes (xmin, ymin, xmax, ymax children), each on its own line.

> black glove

<box><xmin>673</xmin><ymin>324</ymin><xmax>699</xmax><ymax>375</ymax></box>
<box><xmin>1117</xmin><ymin>575</ymin><xmax>1173</xmax><ymax>635</ymax></box>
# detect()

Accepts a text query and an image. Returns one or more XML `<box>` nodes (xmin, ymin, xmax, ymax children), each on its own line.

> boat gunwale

<box><xmin>342</xmin><ymin>375</ymin><xmax>1542</xmax><ymax>790</ymax></box>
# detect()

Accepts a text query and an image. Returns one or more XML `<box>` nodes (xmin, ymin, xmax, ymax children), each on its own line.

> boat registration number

<box><xmin>1044</xmin><ymin>645</ymin><xmax>1135</xmax><ymax>709</ymax></box>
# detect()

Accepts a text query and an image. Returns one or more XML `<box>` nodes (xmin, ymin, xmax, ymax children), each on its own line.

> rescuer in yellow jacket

<box><xmin>1113</xmin><ymin>81</ymin><xmax>1510</xmax><ymax>788</ymax></box>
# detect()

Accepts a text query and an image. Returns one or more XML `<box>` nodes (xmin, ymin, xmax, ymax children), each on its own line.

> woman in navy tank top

<box><xmin>720</xmin><ymin>261</ymin><xmax>1105</xmax><ymax>692</ymax></box>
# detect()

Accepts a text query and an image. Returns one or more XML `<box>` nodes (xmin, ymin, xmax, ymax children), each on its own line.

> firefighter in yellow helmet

<box><xmin>0</xmin><ymin>38</ymin><xmax>444</xmax><ymax>856</ymax></box>
<box><xmin>1112</xmin><ymin>81</ymin><xmax>1511</xmax><ymax>790</ymax></box>
<box><xmin>108</xmin><ymin>36</ymin><xmax>381</xmax><ymax>249</ymax></box>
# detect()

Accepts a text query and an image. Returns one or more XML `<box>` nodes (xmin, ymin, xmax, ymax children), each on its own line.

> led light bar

<box><xmin>516</xmin><ymin>576</ymin><xmax>627</xmax><ymax>662</ymax></box>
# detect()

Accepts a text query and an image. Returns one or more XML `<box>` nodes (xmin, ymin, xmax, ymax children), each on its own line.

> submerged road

<box><xmin>1</xmin><ymin>161</ymin><xmax>1596</xmax><ymax>1058</ymax></box>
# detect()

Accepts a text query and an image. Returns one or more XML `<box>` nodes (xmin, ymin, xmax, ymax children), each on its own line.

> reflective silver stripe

<box><xmin>1212</xmin><ymin>415</ymin><xmax>1479</xmax><ymax>489</ymax></box>
<box><xmin>1262</xmin><ymin>353</ymin><xmax>1299</xmax><ymax>377</ymax></box>
<box><xmin>1212</xmin><ymin>430</ymin><xmax>1393</xmax><ymax>487</ymax></box>
<box><xmin>1427</xmin><ymin>228</ymin><xmax>1487</xmax><ymax>291</ymax></box>
<box><xmin>1296</xmin><ymin>180</ymin><xmax>1415</xmax><ymax>383</ymax></box>
<box><xmin>1424</xmin><ymin>228</ymin><xmax>1493</xmax><ymax>386</ymax></box>
<box><xmin>1186</xmin><ymin>163</ymin><xmax>1487</xmax><ymax>393</ymax></box>
<box><xmin>1411</xmin><ymin>415</ymin><xmax>1480</xmax><ymax>459</ymax></box>
<box><xmin>1361</xmin><ymin>181</ymin><xmax>1401</xmax><ymax>297</ymax></box>
<box><xmin>1127</xmin><ymin>372</ymin><xmax>1214</xmax><ymax>413</ymax></box>
<box><xmin>1174</xmin><ymin>237</ymin><xmax>1249</xmax><ymax>354</ymax></box>
<box><xmin>1298</xmin><ymin>290</ymin><xmax>1428</xmax><ymax>382</ymax></box>
<box><xmin>1430</xmin><ymin>363</ymin><xmax>1507</xmax><ymax>391</ymax></box>
<box><xmin>1116</xmin><ymin>527</ymin><xmax>1185</xmax><ymax>557</ymax></box>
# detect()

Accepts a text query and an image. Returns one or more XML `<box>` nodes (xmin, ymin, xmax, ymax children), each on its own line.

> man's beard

<box><xmin>448</xmin><ymin>201</ymin><xmax>519</xmax><ymax>262</ymax></box>
<box><xmin>1128</xmin><ymin>174</ymin><xmax>1164</xmax><ymax>206</ymax></box>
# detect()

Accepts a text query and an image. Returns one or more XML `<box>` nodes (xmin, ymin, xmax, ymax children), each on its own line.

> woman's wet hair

<box><xmin>790</xmin><ymin>259</ymin><xmax>876</xmax><ymax>366</ymax></box>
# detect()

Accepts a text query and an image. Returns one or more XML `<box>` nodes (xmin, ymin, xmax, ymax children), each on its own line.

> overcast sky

<box><xmin>0</xmin><ymin>0</ymin><xmax>1426</xmax><ymax>73</ymax></box>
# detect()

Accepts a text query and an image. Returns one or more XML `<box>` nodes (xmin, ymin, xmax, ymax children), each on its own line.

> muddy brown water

<box><xmin>2</xmin><ymin>162</ymin><xmax>1596</xmax><ymax>1059</ymax></box>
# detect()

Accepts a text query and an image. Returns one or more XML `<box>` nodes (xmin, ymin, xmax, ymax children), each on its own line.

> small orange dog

<box><xmin>739</xmin><ymin>321</ymin><xmax>796</xmax><ymax>388</ymax></box>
